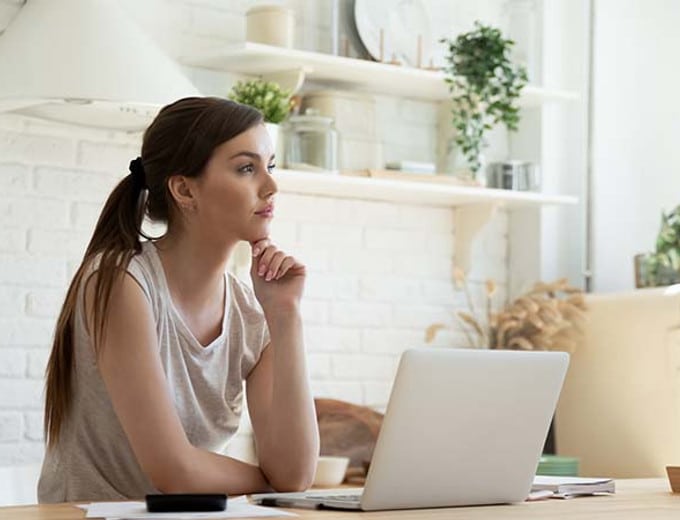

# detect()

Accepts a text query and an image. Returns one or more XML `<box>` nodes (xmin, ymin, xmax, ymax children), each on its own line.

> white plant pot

<box><xmin>264</xmin><ymin>122</ymin><xmax>281</xmax><ymax>158</ymax></box>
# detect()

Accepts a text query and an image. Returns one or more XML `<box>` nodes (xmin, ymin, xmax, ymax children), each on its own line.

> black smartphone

<box><xmin>145</xmin><ymin>493</ymin><xmax>227</xmax><ymax>512</ymax></box>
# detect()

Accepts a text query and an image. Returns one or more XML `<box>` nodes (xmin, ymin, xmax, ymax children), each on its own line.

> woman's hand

<box><xmin>250</xmin><ymin>238</ymin><xmax>306</xmax><ymax>313</ymax></box>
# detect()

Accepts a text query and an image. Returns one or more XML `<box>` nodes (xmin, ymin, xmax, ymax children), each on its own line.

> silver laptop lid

<box><xmin>360</xmin><ymin>348</ymin><xmax>569</xmax><ymax>510</ymax></box>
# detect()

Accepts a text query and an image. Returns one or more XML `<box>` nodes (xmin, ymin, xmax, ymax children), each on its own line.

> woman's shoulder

<box><xmin>225</xmin><ymin>272</ymin><xmax>263</xmax><ymax>315</ymax></box>
<box><xmin>124</xmin><ymin>242</ymin><xmax>160</xmax><ymax>302</ymax></box>
<box><xmin>117</xmin><ymin>243</ymin><xmax>167</xmax><ymax>316</ymax></box>
<box><xmin>72</xmin><ymin>243</ymin><xmax>161</xmax><ymax>342</ymax></box>
<box><xmin>225</xmin><ymin>272</ymin><xmax>270</xmax><ymax>371</ymax></box>
<box><xmin>226</xmin><ymin>271</ymin><xmax>256</xmax><ymax>300</ymax></box>
<box><xmin>80</xmin><ymin>242</ymin><xmax>159</xmax><ymax>303</ymax></box>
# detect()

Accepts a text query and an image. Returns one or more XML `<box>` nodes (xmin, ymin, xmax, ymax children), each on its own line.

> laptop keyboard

<box><xmin>305</xmin><ymin>493</ymin><xmax>361</xmax><ymax>503</ymax></box>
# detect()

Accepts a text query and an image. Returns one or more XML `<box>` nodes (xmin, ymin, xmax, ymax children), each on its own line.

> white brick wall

<box><xmin>0</xmin><ymin>0</ymin><xmax>509</xmax><ymax>466</ymax></box>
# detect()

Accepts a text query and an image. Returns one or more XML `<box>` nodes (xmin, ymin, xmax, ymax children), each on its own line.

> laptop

<box><xmin>252</xmin><ymin>347</ymin><xmax>569</xmax><ymax>511</ymax></box>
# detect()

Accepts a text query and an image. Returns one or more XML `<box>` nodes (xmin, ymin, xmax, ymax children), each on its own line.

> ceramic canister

<box><xmin>246</xmin><ymin>5</ymin><xmax>295</xmax><ymax>48</ymax></box>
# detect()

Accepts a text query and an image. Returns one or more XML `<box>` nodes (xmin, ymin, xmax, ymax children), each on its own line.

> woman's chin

<box><xmin>245</xmin><ymin>225</ymin><xmax>272</xmax><ymax>243</ymax></box>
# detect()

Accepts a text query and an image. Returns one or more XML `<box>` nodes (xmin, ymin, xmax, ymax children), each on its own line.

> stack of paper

<box><xmin>531</xmin><ymin>475</ymin><xmax>615</xmax><ymax>499</ymax></box>
<box><xmin>80</xmin><ymin>496</ymin><xmax>296</xmax><ymax>519</ymax></box>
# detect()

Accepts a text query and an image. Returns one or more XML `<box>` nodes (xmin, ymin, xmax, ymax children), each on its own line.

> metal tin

<box><xmin>486</xmin><ymin>161</ymin><xmax>539</xmax><ymax>191</ymax></box>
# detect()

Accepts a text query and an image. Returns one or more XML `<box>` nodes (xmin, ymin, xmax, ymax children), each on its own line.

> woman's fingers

<box><xmin>275</xmin><ymin>256</ymin><xmax>297</xmax><ymax>280</ymax></box>
<box><xmin>251</xmin><ymin>240</ymin><xmax>304</xmax><ymax>282</ymax></box>
<box><xmin>251</xmin><ymin>238</ymin><xmax>270</xmax><ymax>258</ymax></box>
<box><xmin>277</xmin><ymin>257</ymin><xmax>305</xmax><ymax>279</ymax></box>
<box><xmin>264</xmin><ymin>251</ymin><xmax>286</xmax><ymax>281</ymax></box>
<box><xmin>257</xmin><ymin>244</ymin><xmax>278</xmax><ymax>277</ymax></box>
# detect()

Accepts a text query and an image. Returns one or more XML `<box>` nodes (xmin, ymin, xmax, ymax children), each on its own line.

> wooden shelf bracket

<box><xmin>454</xmin><ymin>203</ymin><xmax>498</xmax><ymax>273</ymax></box>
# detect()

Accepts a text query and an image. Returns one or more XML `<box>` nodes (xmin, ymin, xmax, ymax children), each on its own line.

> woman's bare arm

<box><xmin>246</xmin><ymin>310</ymin><xmax>319</xmax><ymax>492</ymax></box>
<box><xmin>246</xmin><ymin>239</ymin><xmax>320</xmax><ymax>492</ymax></box>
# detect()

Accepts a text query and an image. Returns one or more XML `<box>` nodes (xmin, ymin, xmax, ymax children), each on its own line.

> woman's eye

<box><xmin>238</xmin><ymin>164</ymin><xmax>255</xmax><ymax>174</ymax></box>
<box><xmin>267</xmin><ymin>163</ymin><xmax>276</xmax><ymax>173</ymax></box>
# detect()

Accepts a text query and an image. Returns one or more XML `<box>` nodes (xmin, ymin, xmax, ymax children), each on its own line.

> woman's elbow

<box><xmin>269</xmin><ymin>475</ymin><xmax>313</xmax><ymax>493</ymax></box>
<box><xmin>145</xmin><ymin>455</ymin><xmax>196</xmax><ymax>494</ymax></box>
<box><xmin>154</xmin><ymin>475</ymin><xmax>193</xmax><ymax>494</ymax></box>
<box><xmin>267</xmin><ymin>464</ymin><xmax>316</xmax><ymax>493</ymax></box>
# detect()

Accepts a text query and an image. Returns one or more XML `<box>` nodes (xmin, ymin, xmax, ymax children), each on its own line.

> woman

<box><xmin>38</xmin><ymin>97</ymin><xmax>319</xmax><ymax>502</ymax></box>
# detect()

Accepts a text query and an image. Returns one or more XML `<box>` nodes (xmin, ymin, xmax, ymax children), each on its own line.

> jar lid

<box><xmin>302</xmin><ymin>89</ymin><xmax>376</xmax><ymax>104</ymax></box>
<box><xmin>287</xmin><ymin>108</ymin><xmax>334</xmax><ymax>126</ymax></box>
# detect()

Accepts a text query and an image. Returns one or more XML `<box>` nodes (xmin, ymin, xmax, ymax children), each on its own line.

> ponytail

<box><xmin>44</xmin><ymin>97</ymin><xmax>264</xmax><ymax>448</ymax></box>
<box><xmin>44</xmin><ymin>161</ymin><xmax>147</xmax><ymax>448</ymax></box>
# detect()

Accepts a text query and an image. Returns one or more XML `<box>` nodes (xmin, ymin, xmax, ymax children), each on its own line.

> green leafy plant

<box><xmin>655</xmin><ymin>205</ymin><xmax>680</xmax><ymax>270</ymax></box>
<box><xmin>640</xmin><ymin>205</ymin><xmax>680</xmax><ymax>285</ymax></box>
<box><xmin>228</xmin><ymin>79</ymin><xmax>291</xmax><ymax>124</ymax></box>
<box><xmin>440</xmin><ymin>22</ymin><xmax>528</xmax><ymax>174</ymax></box>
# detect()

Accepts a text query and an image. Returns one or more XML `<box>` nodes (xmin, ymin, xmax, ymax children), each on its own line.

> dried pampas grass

<box><xmin>426</xmin><ymin>275</ymin><xmax>587</xmax><ymax>352</ymax></box>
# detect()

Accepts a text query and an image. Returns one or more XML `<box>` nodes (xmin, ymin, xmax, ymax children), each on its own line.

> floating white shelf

<box><xmin>275</xmin><ymin>169</ymin><xmax>578</xmax><ymax>208</ymax></box>
<box><xmin>182</xmin><ymin>42</ymin><xmax>579</xmax><ymax>107</ymax></box>
<box><xmin>275</xmin><ymin>169</ymin><xmax>577</xmax><ymax>272</ymax></box>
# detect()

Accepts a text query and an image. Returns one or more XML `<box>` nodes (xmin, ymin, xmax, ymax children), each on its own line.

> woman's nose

<box><xmin>261</xmin><ymin>168</ymin><xmax>278</xmax><ymax>198</ymax></box>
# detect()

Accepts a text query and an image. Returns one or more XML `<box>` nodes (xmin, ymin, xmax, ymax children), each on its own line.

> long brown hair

<box><xmin>44</xmin><ymin>97</ymin><xmax>263</xmax><ymax>448</ymax></box>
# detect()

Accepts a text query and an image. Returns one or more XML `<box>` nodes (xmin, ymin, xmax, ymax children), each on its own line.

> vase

<box><xmin>436</xmin><ymin>100</ymin><xmax>485</xmax><ymax>184</ymax></box>
<box><xmin>445</xmin><ymin>147</ymin><xmax>485</xmax><ymax>184</ymax></box>
<box><xmin>458</xmin><ymin>151</ymin><xmax>486</xmax><ymax>185</ymax></box>
<box><xmin>435</xmin><ymin>136</ymin><xmax>485</xmax><ymax>184</ymax></box>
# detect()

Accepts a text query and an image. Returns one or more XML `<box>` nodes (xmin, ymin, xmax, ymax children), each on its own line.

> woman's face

<box><xmin>190</xmin><ymin>123</ymin><xmax>277</xmax><ymax>243</ymax></box>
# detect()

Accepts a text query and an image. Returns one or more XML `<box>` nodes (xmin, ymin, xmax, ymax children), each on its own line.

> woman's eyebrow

<box><xmin>228</xmin><ymin>151</ymin><xmax>261</xmax><ymax>160</ymax></box>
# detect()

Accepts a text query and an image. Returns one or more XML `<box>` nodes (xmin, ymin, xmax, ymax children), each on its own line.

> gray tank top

<box><xmin>38</xmin><ymin>241</ymin><xmax>270</xmax><ymax>502</ymax></box>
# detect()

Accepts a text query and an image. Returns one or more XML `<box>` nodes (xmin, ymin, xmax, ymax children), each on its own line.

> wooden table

<box><xmin>1</xmin><ymin>479</ymin><xmax>677</xmax><ymax>520</ymax></box>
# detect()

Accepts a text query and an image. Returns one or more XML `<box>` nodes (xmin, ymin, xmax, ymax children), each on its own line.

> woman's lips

<box><xmin>255</xmin><ymin>205</ymin><xmax>274</xmax><ymax>218</ymax></box>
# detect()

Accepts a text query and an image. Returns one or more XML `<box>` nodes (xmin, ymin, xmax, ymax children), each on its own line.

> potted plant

<box><xmin>228</xmin><ymin>78</ymin><xmax>291</xmax><ymax>151</ymax></box>
<box><xmin>635</xmin><ymin>204</ymin><xmax>680</xmax><ymax>287</ymax></box>
<box><xmin>425</xmin><ymin>270</ymin><xmax>587</xmax><ymax>351</ymax></box>
<box><xmin>440</xmin><ymin>22</ymin><xmax>528</xmax><ymax>177</ymax></box>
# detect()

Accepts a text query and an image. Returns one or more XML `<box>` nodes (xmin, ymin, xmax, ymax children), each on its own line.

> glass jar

<box><xmin>281</xmin><ymin>108</ymin><xmax>339</xmax><ymax>173</ymax></box>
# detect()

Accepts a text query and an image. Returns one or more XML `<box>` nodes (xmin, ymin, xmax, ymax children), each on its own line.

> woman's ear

<box><xmin>167</xmin><ymin>175</ymin><xmax>197</xmax><ymax>213</ymax></box>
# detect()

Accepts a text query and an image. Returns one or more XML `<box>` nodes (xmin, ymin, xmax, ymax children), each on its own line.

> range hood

<box><xmin>0</xmin><ymin>0</ymin><xmax>200</xmax><ymax>131</ymax></box>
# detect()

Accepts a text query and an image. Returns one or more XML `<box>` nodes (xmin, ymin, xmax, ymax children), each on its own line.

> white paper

<box><xmin>533</xmin><ymin>476</ymin><xmax>612</xmax><ymax>486</ymax></box>
<box><xmin>82</xmin><ymin>498</ymin><xmax>296</xmax><ymax>519</ymax></box>
<box><xmin>531</xmin><ymin>475</ymin><xmax>615</xmax><ymax>499</ymax></box>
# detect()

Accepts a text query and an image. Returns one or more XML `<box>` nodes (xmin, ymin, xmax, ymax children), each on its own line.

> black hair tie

<box><xmin>129</xmin><ymin>157</ymin><xmax>146</xmax><ymax>190</ymax></box>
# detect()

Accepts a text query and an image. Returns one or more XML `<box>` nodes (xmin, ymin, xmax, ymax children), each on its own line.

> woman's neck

<box><xmin>153</xmin><ymin>231</ymin><xmax>237</xmax><ymax>309</ymax></box>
